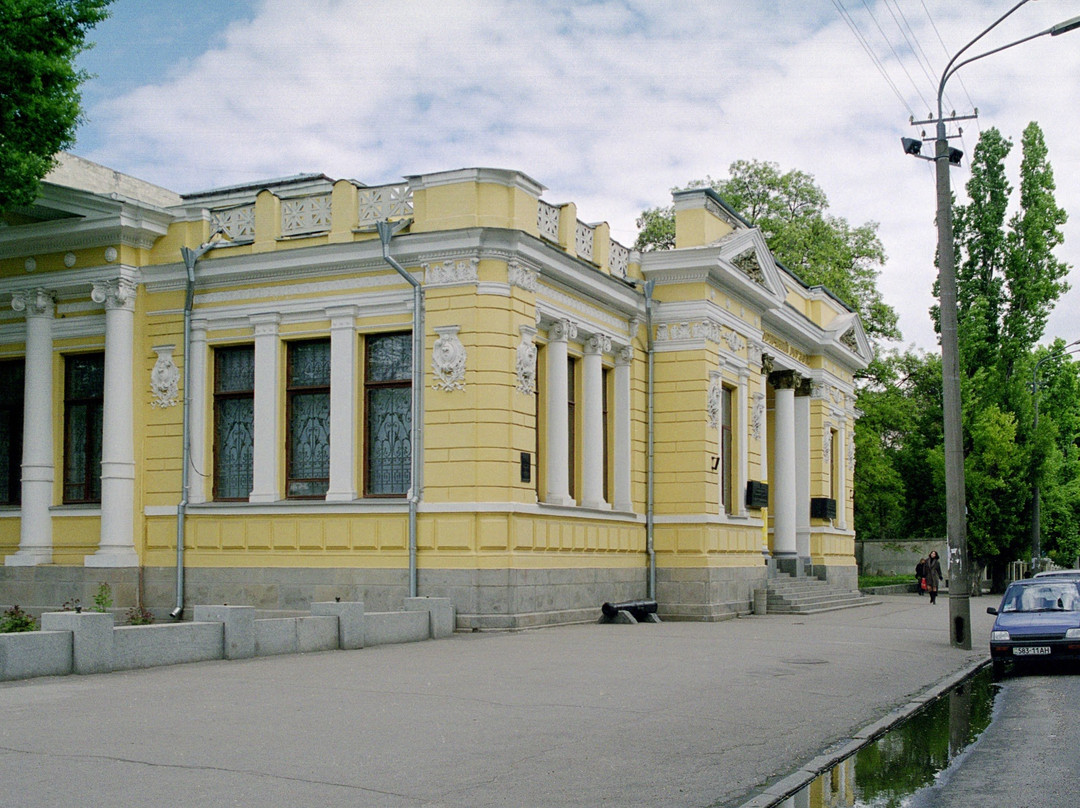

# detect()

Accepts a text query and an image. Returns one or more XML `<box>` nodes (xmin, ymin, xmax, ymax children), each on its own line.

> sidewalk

<box><xmin>0</xmin><ymin>594</ymin><xmax>996</xmax><ymax>808</ymax></box>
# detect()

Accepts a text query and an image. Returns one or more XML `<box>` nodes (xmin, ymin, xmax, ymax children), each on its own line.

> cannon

<box><xmin>601</xmin><ymin>599</ymin><xmax>659</xmax><ymax>622</ymax></box>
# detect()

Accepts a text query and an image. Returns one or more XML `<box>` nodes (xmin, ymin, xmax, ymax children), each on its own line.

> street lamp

<box><xmin>903</xmin><ymin>0</ymin><xmax>1080</xmax><ymax>649</ymax></box>
<box><xmin>1030</xmin><ymin>340</ymin><xmax>1080</xmax><ymax>573</ymax></box>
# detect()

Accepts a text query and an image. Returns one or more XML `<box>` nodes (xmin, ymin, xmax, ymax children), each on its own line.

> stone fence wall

<box><xmin>0</xmin><ymin>597</ymin><xmax>453</xmax><ymax>682</ymax></box>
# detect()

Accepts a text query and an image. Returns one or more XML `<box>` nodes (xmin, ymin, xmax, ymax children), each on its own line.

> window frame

<box><xmin>212</xmin><ymin>344</ymin><xmax>256</xmax><ymax>502</ymax></box>
<box><xmin>0</xmin><ymin>359</ymin><xmax>24</xmax><ymax>506</ymax></box>
<box><xmin>62</xmin><ymin>352</ymin><xmax>104</xmax><ymax>505</ymax></box>
<box><xmin>285</xmin><ymin>338</ymin><xmax>332</xmax><ymax>500</ymax></box>
<box><xmin>363</xmin><ymin>332</ymin><xmax>412</xmax><ymax>498</ymax></box>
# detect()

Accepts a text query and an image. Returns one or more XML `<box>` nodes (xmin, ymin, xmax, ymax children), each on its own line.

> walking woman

<box><xmin>925</xmin><ymin>550</ymin><xmax>943</xmax><ymax>604</ymax></box>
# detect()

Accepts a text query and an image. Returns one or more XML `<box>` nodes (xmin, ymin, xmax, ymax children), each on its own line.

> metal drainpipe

<box><xmin>173</xmin><ymin>236</ymin><xmax>225</xmax><ymax>619</ymax></box>
<box><xmin>643</xmin><ymin>280</ymin><xmax>656</xmax><ymax>600</ymax></box>
<box><xmin>376</xmin><ymin>220</ymin><xmax>422</xmax><ymax>598</ymax></box>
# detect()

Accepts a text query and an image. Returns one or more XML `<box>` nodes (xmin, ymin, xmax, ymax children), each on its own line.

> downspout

<box><xmin>643</xmin><ymin>280</ymin><xmax>656</xmax><ymax>600</ymax></box>
<box><xmin>173</xmin><ymin>235</ymin><xmax>225</xmax><ymax>620</ymax></box>
<box><xmin>376</xmin><ymin>220</ymin><xmax>423</xmax><ymax>598</ymax></box>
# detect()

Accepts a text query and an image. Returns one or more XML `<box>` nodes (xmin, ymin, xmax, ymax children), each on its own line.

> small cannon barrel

<box><xmin>601</xmin><ymin>599</ymin><xmax>658</xmax><ymax>620</ymax></box>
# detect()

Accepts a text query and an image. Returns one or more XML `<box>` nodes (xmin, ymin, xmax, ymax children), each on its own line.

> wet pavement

<box><xmin>0</xmin><ymin>594</ymin><xmax>996</xmax><ymax>807</ymax></box>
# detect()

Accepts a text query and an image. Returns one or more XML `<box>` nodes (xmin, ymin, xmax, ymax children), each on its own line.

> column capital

<box><xmin>11</xmin><ymin>288</ymin><xmax>55</xmax><ymax>317</ymax></box>
<box><xmin>615</xmin><ymin>344</ymin><xmax>634</xmax><ymax>366</ymax></box>
<box><xmin>768</xmin><ymin>369</ymin><xmax>802</xmax><ymax>390</ymax></box>
<box><xmin>91</xmin><ymin>278</ymin><xmax>136</xmax><ymax>311</ymax></box>
<box><xmin>584</xmin><ymin>333</ymin><xmax>611</xmax><ymax>355</ymax></box>
<box><xmin>548</xmin><ymin>318</ymin><xmax>577</xmax><ymax>343</ymax></box>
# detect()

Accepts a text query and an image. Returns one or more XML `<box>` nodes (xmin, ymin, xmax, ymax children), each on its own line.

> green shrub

<box><xmin>92</xmin><ymin>583</ymin><xmax>113</xmax><ymax>613</ymax></box>
<box><xmin>1</xmin><ymin>605</ymin><xmax>38</xmax><ymax>633</ymax></box>
<box><xmin>126</xmin><ymin>605</ymin><xmax>155</xmax><ymax>625</ymax></box>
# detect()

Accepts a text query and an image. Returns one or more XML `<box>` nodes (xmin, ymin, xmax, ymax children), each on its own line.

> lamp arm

<box><xmin>938</xmin><ymin>0</ymin><xmax>1032</xmax><ymax>113</ymax></box>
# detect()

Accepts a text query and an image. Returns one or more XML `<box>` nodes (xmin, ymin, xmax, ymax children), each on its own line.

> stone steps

<box><xmin>766</xmin><ymin>574</ymin><xmax>879</xmax><ymax>615</ymax></box>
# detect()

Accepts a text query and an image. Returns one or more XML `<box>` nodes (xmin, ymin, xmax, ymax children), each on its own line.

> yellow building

<box><xmin>0</xmin><ymin>154</ymin><xmax>870</xmax><ymax>627</ymax></box>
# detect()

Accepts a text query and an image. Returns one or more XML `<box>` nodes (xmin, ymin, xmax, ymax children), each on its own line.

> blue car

<box><xmin>986</xmin><ymin>578</ymin><xmax>1080</xmax><ymax>677</ymax></box>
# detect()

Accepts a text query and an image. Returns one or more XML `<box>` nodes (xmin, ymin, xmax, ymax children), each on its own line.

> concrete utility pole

<box><xmin>904</xmin><ymin>1</ymin><xmax>1080</xmax><ymax>649</ymax></box>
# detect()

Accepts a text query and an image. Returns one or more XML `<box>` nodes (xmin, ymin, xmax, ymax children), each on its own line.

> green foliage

<box><xmin>633</xmin><ymin>159</ymin><xmax>900</xmax><ymax>344</ymax></box>
<box><xmin>857</xmin><ymin>574</ymin><xmax>912</xmax><ymax>588</ymax></box>
<box><xmin>92</xmin><ymin>582</ymin><xmax>112</xmax><ymax>612</ymax></box>
<box><xmin>0</xmin><ymin>0</ymin><xmax>113</xmax><ymax>211</ymax></box>
<box><xmin>125</xmin><ymin>604</ymin><xmax>154</xmax><ymax>625</ymax></box>
<box><xmin>1</xmin><ymin>605</ymin><xmax>38</xmax><ymax>633</ymax></box>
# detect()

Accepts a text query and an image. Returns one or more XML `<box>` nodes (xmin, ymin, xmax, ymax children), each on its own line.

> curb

<box><xmin>731</xmin><ymin>657</ymin><xmax>991</xmax><ymax>808</ymax></box>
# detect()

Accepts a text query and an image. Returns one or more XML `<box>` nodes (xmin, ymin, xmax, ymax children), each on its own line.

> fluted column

<box><xmin>7</xmin><ymin>290</ymin><xmax>55</xmax><ymax>566</ymax></box>
<box><xmin>613</xmin><ymin>345</ymin><xmax>633</xmax><ymax>512</ymax></box>
<box><xmin>249</xmin><ymin>314</ymin><xmax>280</xmax><ymax>503</ymax></box>
<box><xmin>544</xmin><ymin>319</ymin><xmax>575</xmax><ymax>506</ymax></box>
<box><xmin>87</xmin><ymin>278</ymin><xmax>138</xmax><ymax>568</ymax></box>
<box><xmin>769</xmin><ymin>370</ymin><xmax>800</xmax><ymax>560</ymax></box>
<box><xmin>581</xmin><ymin>333</ymin><xmax>610</xmax><ymax>510</ymax></box>
<box><xmin>795</xmin><ymin>381</ymin><xmax>811</xmax><ymax>564</ymax></box>
<box><xmin>326</xmin><ymin>306</ymin><xmax>358</xmax><ymax>501</ymax></box>
<box><xmin>187</xmin><ymin>319</ymin><xmax>208</xmax><ymax>504</ymax></box>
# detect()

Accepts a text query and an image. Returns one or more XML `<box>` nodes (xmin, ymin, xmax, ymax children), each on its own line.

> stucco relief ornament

<box><xmin>848</xmin><ymin>433</ymin><xmax>857</xmax><ymax>472</ymax></box>
<box><xmin>751</xmin><ymin>392</ymin><xmax>765</xmax><ymax>440</ymax></box>
<box><xmin>516</xmin><ymin>325</ymin><xmax>538</xmax><ymax>395</ymax></box>
<box><xmin>823</xmin><ymin>424</ymin><xmax>833</xmax><ymax>464</ymax></box>
<box><xmin>150</xmin><ymin>346</ymin><xmax>180</xmax><ymax>408</ymax></box>
<box><xmin>706</xmin><ymin>371</ymin><xmax>723</xmax><ymax>429</ymax></box>
<box><xmin>432</xmin><ymin>325</ymin><xmax>467</xmax><ymax>391</ymax></box>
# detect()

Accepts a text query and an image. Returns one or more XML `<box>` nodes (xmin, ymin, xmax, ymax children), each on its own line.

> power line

<box><xmin>858</xmin><ymin>0</ymin><xmax>936</xmax><ymax>113</ymax></box>
<box><xmin>832</xmin><ymin>0</ymin><xmax>915</xmax><ymax>117</ymax></box>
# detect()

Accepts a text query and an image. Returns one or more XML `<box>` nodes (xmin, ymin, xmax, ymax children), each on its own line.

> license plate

<box><xmin>1013</xmin><ymin>646</ymin><xmax>1051</xmax><ymax>656</ymax></box>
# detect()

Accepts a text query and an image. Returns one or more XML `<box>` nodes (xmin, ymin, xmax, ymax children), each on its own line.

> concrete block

<box><xmin>112</xmin><ymin>622</ymin><xmax>223</xmax><ymax>670</ymax></box>
<box><xmin>255</xmin><ymin>618</ymin><xmax>298</xmax><ymax>656</ymax></box>
<box><xmin>0</xmin><ymin>630</ymin><xmax>72</xmax><ymax>681</ymax></box>
<box><xmin>193</xmin><ymin>605</ymin><xmax>255</xmax><ymax>659</ymax></box>
<box><xmin>297</xmin><ymin>616</ymin><xmax>338</xmax><ymax>653</ymax></box>
<box><xmin>404</xmin><ymin>597</ymin><xmax>456</xmax><ymax>638</ymax></box>
<box><xmin>311</xmin><ymin>601</ymin><xmax>364</xmax><ymax>649</ymax></box>
<box><xmin>364</xmin><ymin>611</ymin><xmax>429</xmax><ymax>647</ymax></box>
<box><xmin>41</xmin><ymin>611</ymin><xmax>114</xmax><ymax>675</ymax></box>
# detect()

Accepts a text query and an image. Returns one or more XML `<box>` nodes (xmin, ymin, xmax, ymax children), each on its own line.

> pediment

<box><xmin>714</xmin><ymin>228</ymin><xmax>787</xmax><ymax>302</ymax></box>
<box><xmin>825</xmin><ymin>311</ymin><xmax>873</xmax><ymax>364</ymax></box>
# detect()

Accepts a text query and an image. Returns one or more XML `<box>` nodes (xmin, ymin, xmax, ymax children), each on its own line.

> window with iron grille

<box><xmin>286</xmin><ymin>340</ymin><xmax>331</xmax><ymax>498</ymax></box>
<box><xmin>63</xmin><ymin>353</ymin><xmax>104</xmax><ymax>504</ymax></box>
<box><xmin>213</xmin><ymin>345</ymin><xmax>255</xmax><ymax>501</ymax></box>
<box><xmin>364</xmin><ymin>333</ymin><xmax>411</xmax><ymax>497</ymax></box>
<box><xmin>0</xmin><ymin>359</ymin><xmax>24</xmax><ymax>506</ymax></box>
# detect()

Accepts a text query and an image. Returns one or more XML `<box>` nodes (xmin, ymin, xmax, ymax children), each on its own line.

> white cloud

<box><xmin>79</xmin><ymin>0</ymin><xmax>1080</xmax><ymax>350</ymax></box>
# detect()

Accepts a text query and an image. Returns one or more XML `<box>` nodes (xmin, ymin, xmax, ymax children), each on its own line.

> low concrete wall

<box><xmin>856</xmin><ymin>540</ymin><xmax>948</xmax><ymax>577</ymax></box>
<box><xmin>113</xmin><ymin>622</ymin><xmax>223</xmax><ymax>671</ymax></box>
<box><xmin>1</xmin><ymin>597</ymin><xmax>455</xmax><ymax>682</ymax></box>
<box><xmin>364</xmin><ymin>610</ymin><xmax>429</xmax><ymax>646</ymax></box>
<box><xmin>0</xmin><ymin>630</ymin><xmax>71</xmax><ymax>680</ymax></box>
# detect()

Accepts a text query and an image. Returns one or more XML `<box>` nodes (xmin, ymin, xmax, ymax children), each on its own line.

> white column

<box><xmin>581</xmin><ymin>333</ymin><xmax>610</xmax><ymax>510</ymax></box>
<box><xmin>613</xmin><ymin>345</ymin><xmax>633</xmax><ymax>512</ymax></box>
<box><xmin>795</xmin><ymin>388</ymin><xmax>811</xmax><ymax>563</ymax></box>
<box><xmin>187</xmin><ymin>319</ymin><xmax>208</xmax><ymax>505</ymax></box>
<box><xmin>544</xmin><ymin>319</ymin><xmax>575</xmax><ymax>506</ymax></box>
<box><xmin>87</xmin><ymin>278</ymin><xmax>138</xmax><ymax>568</ymax></box>
<box><xmin>249</xmin><ymin>313</ymin><xmax>280</xmax><ymax>503</ymax></box>
<box><xmin>737</xmin><ymin>368</ymin><xmax>749</xmax><ymax>518</ymax></box>
<box><xmin>837</xmin><ymin>422</ymin><xmax>848</xmax><ymax>529</ymax></box>
<box><xmin>326</xmin><ymin>306</ymin><xmax>357</xmax><ymax>501</ymax></box>
<box><xmin>771</xmin><ymin>371</ymin><xmax>798</xmax><ymax>559</ymax></box>
<box><xmin>7</xmin><ymin>290</ymin><xmax>55</xmax><ymax>566</ymax></box>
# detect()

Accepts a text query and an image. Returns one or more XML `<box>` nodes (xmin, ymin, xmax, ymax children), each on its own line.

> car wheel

<box><xmin>992</xmin><ymin>659</ymin><xmax>1006</xmax><ymax>679</ymax></box>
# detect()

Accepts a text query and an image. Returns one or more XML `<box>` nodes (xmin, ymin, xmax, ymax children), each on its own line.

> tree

<box><xmin>948</xmin><ymin>123</ymin><xmax>1073</xmax><ymax>585</ymax></box>
<box><xmin>635</xmin><ymin>160</ymin><xmax>900</xmax><ymax>345</ymax></box>
<box><xmin>0</xmin><ymin>0</ymin><xmax>113</xmax><ymax>211</ymax></box>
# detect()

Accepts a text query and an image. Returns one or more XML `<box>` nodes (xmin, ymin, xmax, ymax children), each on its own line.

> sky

<box><xmin>70</xmin><ymin>0</ymin><xmax>1080</xmax><ymax>352</ymax></box>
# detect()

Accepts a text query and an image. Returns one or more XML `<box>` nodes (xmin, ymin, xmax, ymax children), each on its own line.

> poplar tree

<box><xmin>0</xmin><ymin>0</ymin><xmax>113</xmax><ymax>211</ymax></box>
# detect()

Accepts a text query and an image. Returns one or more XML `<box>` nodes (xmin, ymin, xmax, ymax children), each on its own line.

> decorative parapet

<box><xmin>575</xmin><ymin>220</ymin><xmax>595</xmax><ymax>263</ymax></box>
<box><xmin>281</xmin><ymin>193</ymin><xmax>332</xmax><ymax>237</ymax></box>
<box><xmin>537</xmin><ymin>200</ymin><xmax>560</xmax><ymax>241</ymax></box>
<box><xmin>211</xmin><ymin>204</ymin><xmax>255</xmax><ymax>241</ymax></box>
<box><xmin>357</xmin><ymin>183</ymin><xmax>413</xmax><ymax>228</ymax></box>
<box><xmin>608</xmin><ymin>239</ymin><xmax>629</xmax><ymax>277</ymax></box>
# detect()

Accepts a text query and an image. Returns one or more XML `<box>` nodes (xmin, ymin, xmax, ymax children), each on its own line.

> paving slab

<box><xmin>0</xmin><ymin>594</ymin><xmax>996</xmax><ymax>808</ymax></box>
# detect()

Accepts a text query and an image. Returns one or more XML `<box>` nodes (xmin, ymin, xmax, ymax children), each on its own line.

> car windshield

<box><xmin>1001</xmin><ymin>582</ymin><xmax>1080</xmax><ymax>613</ymax></box>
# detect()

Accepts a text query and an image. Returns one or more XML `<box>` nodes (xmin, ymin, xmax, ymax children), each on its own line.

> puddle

<box><xmin>764</xmin><ymin>666</ymin><xmax>997</xmax><ymax>807</ymax></box>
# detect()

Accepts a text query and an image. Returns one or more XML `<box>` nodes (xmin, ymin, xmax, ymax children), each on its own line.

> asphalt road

<box><xmin>0</xmin><ymin>595</ymin><xmax>994</xmax><ymax>808</ymax></box>
<box><xmin>909</xmin><ymin>666</ymin><xmax>1080</xmax><ymax>808</ymax></box>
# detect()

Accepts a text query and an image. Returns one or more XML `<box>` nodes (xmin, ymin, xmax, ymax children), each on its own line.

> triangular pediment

<box><xmin>714</xmin><ymin>228</ymin><xmax>786</xmax><ymax>303</ymax></box>
<box><xmin>825</xmin><ymin>311</ymin><xmax>873</xmax><ymax>364</ymax></box>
